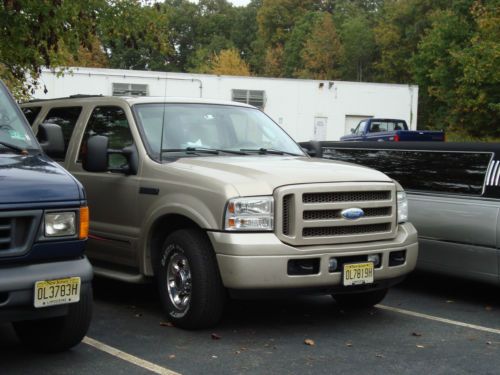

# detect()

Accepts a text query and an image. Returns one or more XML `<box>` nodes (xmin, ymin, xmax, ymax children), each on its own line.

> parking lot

<box><xmin>1</xmin><ymin>271</ymin><xmax>499</xmax><ymax>375</ymax></box>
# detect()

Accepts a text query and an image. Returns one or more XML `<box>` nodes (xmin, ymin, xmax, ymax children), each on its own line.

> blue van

<box><xmin>0</xmin><ymin>80</ymin><xmax>92</xmax><ymax>352</ymax></box>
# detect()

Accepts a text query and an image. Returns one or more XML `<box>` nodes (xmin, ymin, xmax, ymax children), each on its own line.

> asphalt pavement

<box><xmin>1</xmin><ymin>271</ymin><xmax>499</xmax><ymax>375</ymax></box>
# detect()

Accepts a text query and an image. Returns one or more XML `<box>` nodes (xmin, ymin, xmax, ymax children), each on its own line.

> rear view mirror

<box><xmin>37</xmin><ymin>123</ymin><xmax>65</xmax><ymax>158</ymax></box>
<box><xmin>82</xmin><ymin>135</ymin><xmax>108</xmax><ymax>172</ymax></box>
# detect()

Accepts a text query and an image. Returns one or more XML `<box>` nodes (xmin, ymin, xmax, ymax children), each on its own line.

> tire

<box><xmin>333</xmin><ymin>288</ymin><xmax>388</xmax><ymax>309</ymax></box>
<box><xmin>157</xmin><ymin>228</ymin><xmax>226</xmax><ymax>329</ymax></box>
<box><xmin>14</xmin><ymin>284</ymin><xmax>93</xmax><ymax>353</ymax></box>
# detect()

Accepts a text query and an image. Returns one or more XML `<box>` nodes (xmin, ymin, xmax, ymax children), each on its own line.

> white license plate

<box><xmin>343</xmin><ymin>263</ymin><xmax>374</xmax><ymax>286</ymax></box>
<box><xmin>34</xmin><ymin>277</ymin><xmax>81</xmax><ymax>308</ymax></box>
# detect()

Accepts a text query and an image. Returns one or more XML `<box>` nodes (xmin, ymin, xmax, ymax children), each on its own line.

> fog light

<box><xmin>367</xmin><ymin>254</ymin><xmax>381</xmax><ymax>267</ymax></box>
<box><xmin>328</xmin><ymin>257</ymin><xmax>338</xmax><ymax>272</ymax></box>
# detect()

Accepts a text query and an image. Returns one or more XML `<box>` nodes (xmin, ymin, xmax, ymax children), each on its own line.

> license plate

<box><xmin>343</xmin><ymin>263</ymin><xmax>374</xmax><ymax>286</ymax></box>
<box><xmin>34</xmin><ymin>277</ymin><xmax>81</xmax><ymax>308</ymax></box>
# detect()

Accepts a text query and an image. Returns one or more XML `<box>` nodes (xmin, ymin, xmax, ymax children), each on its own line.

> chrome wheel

<box><xmin>166</xmin><ymin>252</ymin><xmax>192</xmax><ymax>314</ymax></box>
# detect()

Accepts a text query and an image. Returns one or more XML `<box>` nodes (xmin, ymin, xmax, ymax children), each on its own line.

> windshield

<box><xmin>134</xmin><ymin>103</ymin><xmax>304</xmax><ymax>160</ymax></box>
<box><xmin>0</xmin><ymin>82</ymin><xmax>38</xmax><ymax>151</ymax></box>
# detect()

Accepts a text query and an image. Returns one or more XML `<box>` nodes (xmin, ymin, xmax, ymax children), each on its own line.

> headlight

<box><xmin>224</xmin><ymin>196</ymin><xmax>274</xmax><ymax>231</ymax></box>
<box><xmin>397</xmin><ymin>191</ymin><xmax>408</xmax><ymax>223</ymax></box>
<box><xmin>45</xmin><ymin>212</ymin><xmax>76</xmax><ymax>237</ymax></box>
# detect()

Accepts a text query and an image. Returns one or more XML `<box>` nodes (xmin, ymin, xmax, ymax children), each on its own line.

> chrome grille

<box><xmin>303</xmin><ymin>191</ymin><xmax>390</xmax><ymax>204</ymax></box>
<box><xmin>303</xmin><ymin>207</ymin><xmax>392</xmax><ymax>221</ymax></box>
<box><xmin>303</xmin><ymin>223</ymin><xmax>391</xmax><ymax>237</ymax></box>
<box><xmin>275</xmin><ymin>182</ymin><xmax>397</xmax><ymax>246</ymax></box>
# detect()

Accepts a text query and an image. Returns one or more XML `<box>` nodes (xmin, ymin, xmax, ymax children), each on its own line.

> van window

<box><xmin>79</xmin><ymin>106</ymin><xmax>133</xmax><ymax>169</ymax></box>
<box><xmin>323</xmin><ymin>148</ymin><xmax>491</xmax><ymax>196</ymax></box>
<box><xmin>21</xmin><ymin>106</ymin><xmax>41</xmax><ymax>125</ymax></box>
<box><xmin>42</xmin><ymin>106</ymin><xmax>82</xmax><ymax>160</ymax></box>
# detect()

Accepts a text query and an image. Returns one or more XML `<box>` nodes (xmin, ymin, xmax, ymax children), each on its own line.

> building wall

<box><xmin>35</xmin><ymin>67</ymin><xmax>419</xmax><ymax>142</ymax></box>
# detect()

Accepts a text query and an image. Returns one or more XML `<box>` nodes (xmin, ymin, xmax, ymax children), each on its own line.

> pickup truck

<box><xmin>22</xmin><ymin>96</ymin><xmax>418</xmax><ymax>329</ymax></box>
<box><xmin>0</xmin><ymin>80</ymin><xmax>92</xmax><ymax>352</ymax></box>
<box><xmin>340</xmin><ymin>118</ymin><xmax>445</xmax><ymax>142</ymax></box>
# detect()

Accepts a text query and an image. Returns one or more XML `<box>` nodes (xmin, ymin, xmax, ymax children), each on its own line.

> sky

<box><xmin>229</xmin><ymin>0</ymin><xmax>251</xmax><ymax>6</ymax></box>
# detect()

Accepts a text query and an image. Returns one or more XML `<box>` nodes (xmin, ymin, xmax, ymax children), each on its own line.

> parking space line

<box><xmin>83</xmin><ymin>336</ymin><xmax>181</xmax><ymax>375</ymax></box>
<box><xmin>377</xmin><ymin>304</ymin><xmax>500</xmax><ymax>335</ymax></box>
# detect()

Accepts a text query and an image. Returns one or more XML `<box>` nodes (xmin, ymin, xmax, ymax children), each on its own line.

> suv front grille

<box><xmin>0</xmin><ymin>212</ymin><xmax>41</xmax><ymax>257</ymax></box>
<box><xmin>276</xmin><ymin>183</ymin><xmax>397</xmax><ymax>246</ymax></box>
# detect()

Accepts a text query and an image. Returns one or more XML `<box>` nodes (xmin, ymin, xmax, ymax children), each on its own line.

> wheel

<box><xmin>157</xmin><ymin>228</ymin><xmax>226</xmax><ymax>329</ymax></box>
<box><xmin>13</xmin><ymin>284</ymin><xmax>93</xmax><ymax>353</ymax></box>
<box><xmin>333</xmin><ymin>288</ymin><xmax>388</xmax><ymax>309</ymax></box>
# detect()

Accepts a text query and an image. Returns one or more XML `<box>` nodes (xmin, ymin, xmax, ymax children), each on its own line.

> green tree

<box><xmin>340</xmin><ymin>14</ymin><xmax>376</xmax><ymax>81</ymax></box>
<box><xmin>99</xmin><ymin>0</ymin><xmax>171</xmax><ymax>71</ymax></box>
<box><xmin>0</xmin><ymin>0</ymin><xmax>105</xmax><ymax>97</ymax></box>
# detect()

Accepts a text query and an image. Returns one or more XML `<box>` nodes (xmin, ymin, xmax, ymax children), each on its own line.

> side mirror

<box><xmin>37</xmin><ymin>123</ymin><xmax>65</xmax><ymax>158</ymax></box>
<box><xmin>350</xmin><ymin>128</ymin><xmax>355</xmax><ymax>134</ymax></box>
<box><xmin>82</xmin><ymin>135</ymin><xmax>109</xmax><ymax>172</ymax></box>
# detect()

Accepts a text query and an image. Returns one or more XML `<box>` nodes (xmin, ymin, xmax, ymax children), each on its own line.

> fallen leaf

<box><xmin>411</xmin><ymin>332</ymin><xmax>422</xmax><ymax>337</ymax></box>
<box><xmin>416</xmin><ymin>345</ymin><xmax>425</xmax><ymax>349</ymax></box>
<box><xmin>304</xmin><ymin>339</ymin><xmax>315</xmax><ymax>346</ymax></box>
<box><xmin>211</xmin><ymin>333</ymin><xmax>221</xmax><ymax>340</ymax></box>
<box><xmin>168</xmin><ymin>354</ymin><xmax>176</xmax><ymax>359</ymax></box>
<box><xmin>160</xmin><ymin>321</ymin><xmax>173</xmax><ymax>327</ymax></box>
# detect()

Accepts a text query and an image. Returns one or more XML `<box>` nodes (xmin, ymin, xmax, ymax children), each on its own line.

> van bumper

<box><xmin>0</xmin><ymin>257</ymin><xmax>93</xmax><ymax>323</ymax></box>
<box><xmin>209</xmin><ymin>223</ymin><xmax>418</xmax><ymax>290</ymax></box>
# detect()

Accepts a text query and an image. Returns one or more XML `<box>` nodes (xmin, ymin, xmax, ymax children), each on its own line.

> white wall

<box><xmin>34</xmin><ymin>67</ymin><xmax>419</xmax><ymax>142</ymax></box>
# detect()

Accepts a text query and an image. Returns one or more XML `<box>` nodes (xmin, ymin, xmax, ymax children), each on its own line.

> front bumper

<box><xmin>209</xmin><ymin>223</ymin><xmax>418</xmax><ymax>290</ymax></box>
<box><xmin>0</xmin><ymin>257</ymin><xmax>93</xmax><ymax>323</ymax></box>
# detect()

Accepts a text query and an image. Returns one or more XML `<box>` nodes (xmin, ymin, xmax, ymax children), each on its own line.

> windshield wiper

<box><xmin>240</xmin><ymin>148</ymin><xmax>302</xmax><ymax>156</ymax></box>
<box><xmin>161</xmin><ymin>147</ymin><xmax>220</xmax><ymax>155</ymax></box>
<box><xmin>0</xmin><ymin>141</ymin><xmax>28</xmax><ymax>154</ymax></box>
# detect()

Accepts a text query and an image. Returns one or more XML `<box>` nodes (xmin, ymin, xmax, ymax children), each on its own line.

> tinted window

<box><xmin>322</xmin><ymin>148</ymin><xmax>491</xmax><ymax>196</ymax></box>
<box><xmin>42</xmin><ymin>106</ymin><xmax>82</xmax><ymax>159</ymax></box>
<box><xmin>79</xmin><ymin>106</ymin><xmax>133</xmax><ymax>169</ymax></box>
<box><xmin>22</xmin><ymin>106</ymin><xmax>41</xmax><ymax>125</ymax></box>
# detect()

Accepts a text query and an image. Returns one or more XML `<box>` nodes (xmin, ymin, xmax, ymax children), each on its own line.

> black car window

<box><xmin>41</xmin><ymin>106</ymin><xmax>82</xmax><ymax>160</ymax></box>
<box><xmin>21</xmin><ymin>106</ymin><xmax>41</xmax><ymax>125</ymax></box>
<box><xmin>322</xmin><ymin>148</ymin><xmax>491</xmax><ymax>196</ymax></box>
<box><xmin>79</xmin><ymin>106</ymin><xmax>133</xmax><ymax>170</ymax></box>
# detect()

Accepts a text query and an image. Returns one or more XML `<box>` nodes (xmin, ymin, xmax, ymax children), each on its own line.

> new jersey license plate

<box><xmin>343</xmin><ymin>262</ymin><xmax>374</xmax><ymax>286</ymax></box>
<box><xmin>34</xmin><ymin>277</ymin><xmax>81</xmax><ymax>308</ymax></box>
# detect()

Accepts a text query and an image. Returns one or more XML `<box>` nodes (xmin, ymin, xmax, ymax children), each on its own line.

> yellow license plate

<box><xmin>34</xmin><ymin>277</ymin><xmax>81</xmax><ymax>308</ymax></box>
<box><xmin>343</xmin><ymin>262</ymin><xmax>374</xmax><ymax>286</ymax></box>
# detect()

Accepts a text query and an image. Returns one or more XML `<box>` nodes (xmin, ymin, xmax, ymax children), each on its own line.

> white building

<box><xmin>33</xmin><ymin>67</ymin><xmax>419</xmax><ymax>142</ymax></box>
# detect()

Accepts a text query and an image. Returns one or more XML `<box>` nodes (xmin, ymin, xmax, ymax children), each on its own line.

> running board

<box><xmin>93</xmin><ymin>266</ymin><xmax>148</xmax><ymax>284</ymax></box>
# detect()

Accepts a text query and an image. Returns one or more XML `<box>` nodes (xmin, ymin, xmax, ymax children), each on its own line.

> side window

<box><xmin>79</xmin><ymin>106</ymin><xmax>134</xmax><ymax>170</ymax></box>
<box><xmin>21</xmin><ymin>106</ymin><xmax>41</xmax><ymax>125</ymax></box>
<box><xmin>42</xmin><ymin>106</ymin><xmax>82</xmax><ymax>160</ymax></box>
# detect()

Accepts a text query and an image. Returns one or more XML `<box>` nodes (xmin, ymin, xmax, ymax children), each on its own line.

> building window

<box><xmin>112</xmin><ymin>83</ymin><xmax>148</xmax><ymax>97</ymax></box>
<box><xmin>231</xmin><ymin>89</ymin><xmax>265</xmax><ymax>109</ymax></box>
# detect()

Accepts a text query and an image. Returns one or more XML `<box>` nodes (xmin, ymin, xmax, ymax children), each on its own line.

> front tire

<box><xmin>333</xmin><ymin>288</ymin><xmax>388</xmax><ymax>309</ymax></box>
<box><xmin>13</xmin><ymin>284</ymin><xmax>93</xmax><ymax>353</ymax></box>
<box><xmin>157</xmin><ymin>229</ymin><xmax>226</xmax><ymax>329</ymax></box>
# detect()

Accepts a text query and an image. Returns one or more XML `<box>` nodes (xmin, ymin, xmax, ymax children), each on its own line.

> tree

<box><xmin>210</xmin><ymin>49</ymin><xmax>251</xmax><ymax>76</ymax></box>
<box><xmin>99</xmin><ymin>0</ymin><xmax>171</xmax><ymax>71</ymax></box>
<box><xmin>298</xmin><ymin>13</ymin><xmax>344</xmax><ymax>80</ymax></box>
<box><xmin>340</xmin><ymin>15</ymin><xmax>376</xmax><ymax>81</ymax></box>
<box><xmin>0</xmin><ymin>0</ymin><xmax>105</xmax><ymax>97</ymax></box>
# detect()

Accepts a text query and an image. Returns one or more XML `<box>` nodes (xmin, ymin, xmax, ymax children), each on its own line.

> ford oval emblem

<box><xmin>341</xmin><ymin>208</ymin><xmax>365</xmax><ymax>220</ymax></box>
